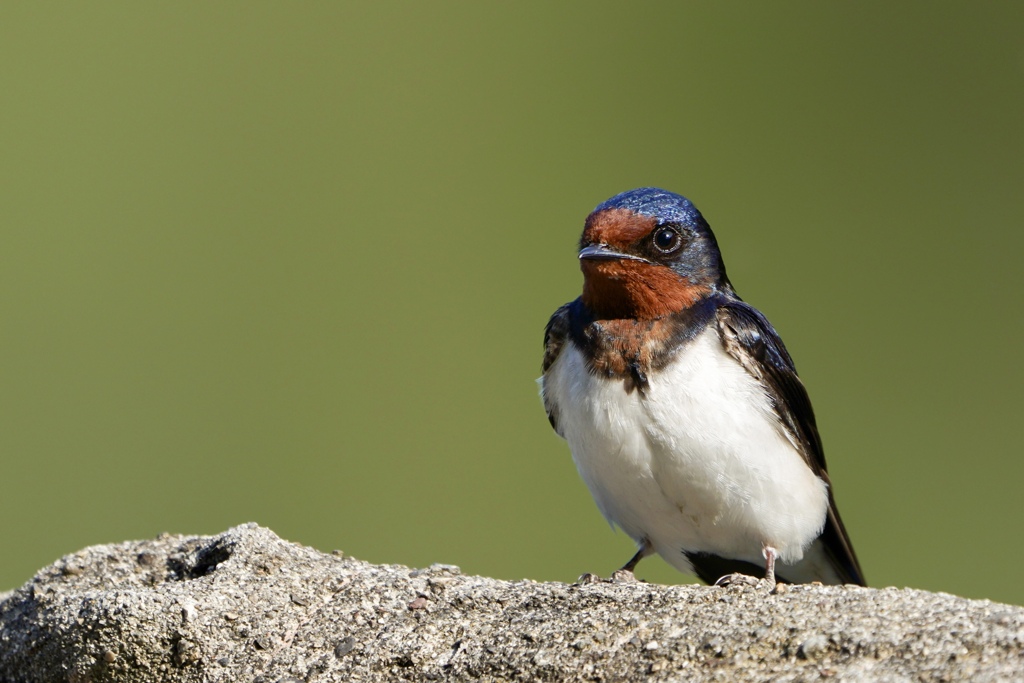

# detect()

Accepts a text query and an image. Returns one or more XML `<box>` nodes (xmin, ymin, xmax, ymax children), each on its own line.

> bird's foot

<box><xmin>713</xmin><ymin>572</ymin><xmax>761</xmax><ymax>588</ymax></box>
<box><xmin>575</xmin><ymin>570</ymin><xmax>646</xmax><ymax>585</ymax></box>
<box><xmin>714</xmin><ymin>573</ymin><xmax>784</xmax><ymax>593</ymax></box>
<box><xmin>610</xmin><ymin>568</ymin><xmax>640</xmax><ymax>583</ymax></box>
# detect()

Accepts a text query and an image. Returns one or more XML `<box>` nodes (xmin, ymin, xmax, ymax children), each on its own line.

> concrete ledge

<box><xmin>1</xmin><ymin>524</ymin><xmax>1022</xmax><ymax>682</ymax></box>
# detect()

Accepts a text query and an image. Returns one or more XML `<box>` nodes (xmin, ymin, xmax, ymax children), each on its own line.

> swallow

<box><xmin>540</xmin><ymin>187</ymin><xmax>865</xmax><ymax>587</ymax></box>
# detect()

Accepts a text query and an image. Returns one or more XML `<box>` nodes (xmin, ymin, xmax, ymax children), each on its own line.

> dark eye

<box><xmin>653</xmin><ymin>227</ymin><xmax>681</xmax><ymax>253</ymax></box>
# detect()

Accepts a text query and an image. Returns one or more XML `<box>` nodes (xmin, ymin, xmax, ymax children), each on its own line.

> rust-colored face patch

<box><xmin>579</xmin><ymin>208</ymin><xmax>710</xmax><ymax>320</ymax></box>
<box><xmin>582</xmin><ymin>208</ymin><xmax>657</xmax><ymax>251</ymax></box>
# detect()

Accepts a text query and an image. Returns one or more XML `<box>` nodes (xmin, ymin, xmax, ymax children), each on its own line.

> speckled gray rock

<box><xmin>1</xmin><ymin>524</ymin><xmax>1022</xmax><ymax>682</ymax></box>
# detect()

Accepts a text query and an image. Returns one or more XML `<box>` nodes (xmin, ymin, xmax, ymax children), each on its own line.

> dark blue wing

<box><xmin>541</xmin><ymin>303</ymin><xmax>572</xmax><ymax>435</ymax></box>
<box><xmin>715</xmin><ymin>299</ymin><xmax>865</xmax><ymax>586</ymax></box>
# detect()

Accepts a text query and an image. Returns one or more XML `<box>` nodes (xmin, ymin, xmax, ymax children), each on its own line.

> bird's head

<box><xmin>578</xmin><ymin>187</ymin><xmax>731</xmax><ymax>320</ymax></box>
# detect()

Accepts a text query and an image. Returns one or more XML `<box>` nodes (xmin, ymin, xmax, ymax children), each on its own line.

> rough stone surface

<box><xmin>1</xmin><ymin>524</ymin><xmax>1022</xmax><ymax>682</ymax></box>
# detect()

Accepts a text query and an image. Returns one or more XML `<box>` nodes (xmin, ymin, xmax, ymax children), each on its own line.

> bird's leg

<box><xmin>763</xmin><ymin>544</ymin><xmax>779</xmax><ymax>588</ymax></box>
<box><xmin>611</xmin><ymin>540</ymin><xmax>653</xmax><ymax>583</ymax></box>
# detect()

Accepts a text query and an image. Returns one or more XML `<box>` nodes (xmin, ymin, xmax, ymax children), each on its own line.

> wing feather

<box><xmin>541</xmin><ymin>303</ymin><xmax>572</xmax><ymax>435</ymax></box>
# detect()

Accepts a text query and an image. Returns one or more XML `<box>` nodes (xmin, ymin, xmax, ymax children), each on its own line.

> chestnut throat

<box><xmin>580</xmin><ymin>260</ymin><xmax>710</xmax><ymax>320</ymax></box>
<box><xmin>573</xmin><ymin>263</ymin><xmax>716</xmax><ymax>394</ymax></box>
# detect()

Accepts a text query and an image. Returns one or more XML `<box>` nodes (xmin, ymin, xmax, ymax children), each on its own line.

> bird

<box><xmin>540</xmin><ymin>187</ymin><xmax>865</xmax><ymax>587</ymax></box>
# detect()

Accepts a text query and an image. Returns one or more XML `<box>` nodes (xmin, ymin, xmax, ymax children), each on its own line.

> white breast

<box><xmin>541</xmin><ymin>326</ymin><xmax>828</xmax><ymax>571</ymax></box>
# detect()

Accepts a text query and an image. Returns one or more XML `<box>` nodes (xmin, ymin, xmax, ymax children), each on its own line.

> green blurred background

<box><xmin>1</xmin><ymin>3</ymin><xmax>1022</xmax><ymax>605</ymax></box>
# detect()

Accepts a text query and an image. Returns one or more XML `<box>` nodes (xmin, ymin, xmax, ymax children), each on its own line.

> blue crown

<box><xmin>594</xmin><ymin>187</ymin><xmax>705</xmax><ymax>227</ymax></box>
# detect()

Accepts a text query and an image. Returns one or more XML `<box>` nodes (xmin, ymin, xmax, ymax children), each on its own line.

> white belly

<box><xmin>542</xmin><ymin>326</ymin><xmax>828</xmax><ymax>571</ymax></box>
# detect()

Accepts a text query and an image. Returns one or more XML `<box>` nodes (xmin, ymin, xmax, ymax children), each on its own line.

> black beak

<box><xmin>578</xmin><ymin>244</ymin><xmax>651</xmax><ymax>264</ymax></box>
